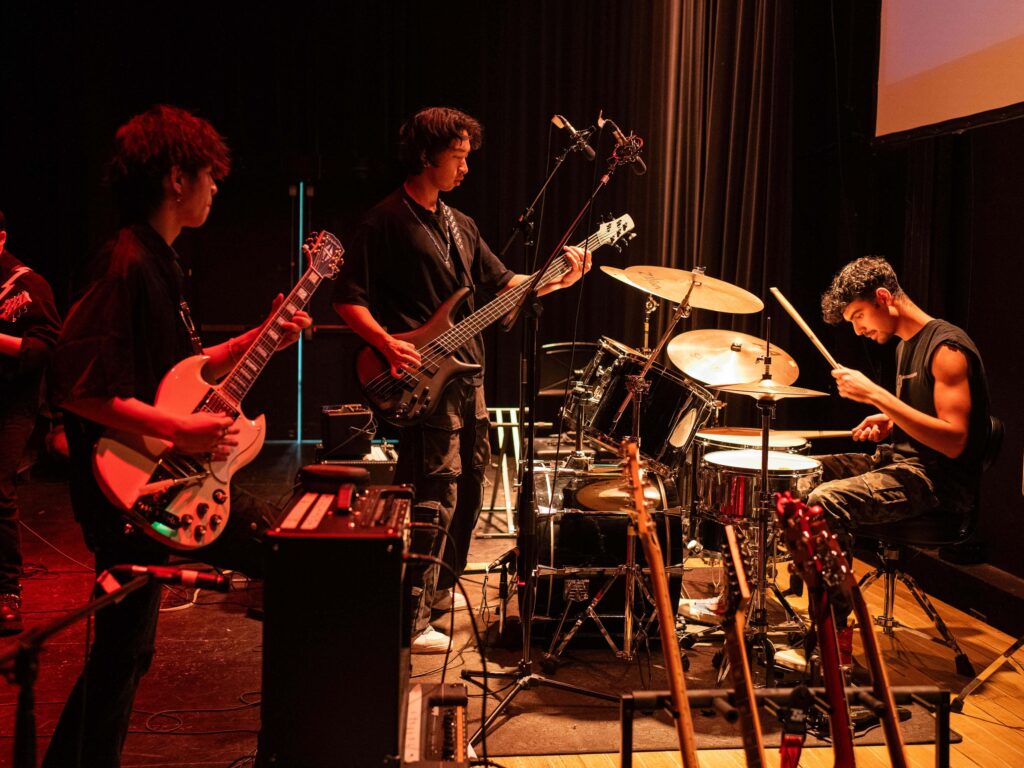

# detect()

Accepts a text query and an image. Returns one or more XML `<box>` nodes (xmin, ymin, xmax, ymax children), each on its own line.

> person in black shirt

<box><xmin>43</xmin><ymin>105</ymin><xmax>311</xmax><ymax>768</ymax></box>
<box><xmin>0</xmin><ymin>209</ymin><xmax>62</xmax><ymax>634</ymax></box>
<box><xmin>333</xmin><ymin>106</ymin><xmax>589</xmax><ymax>652</ymax></box>
<box><xmin>808</xmin><ymin>256</ymin><xmax>990</xmax><ymax>667</ymax></box>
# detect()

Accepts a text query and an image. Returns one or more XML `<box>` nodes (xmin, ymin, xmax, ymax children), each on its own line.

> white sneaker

<box><xmin>432</xmin><ymin>588</ymin><xmax>469</xmax><ymax>612</ymax></box>
<box><xmin>412</xmin><ymin>626</ymin><xmax>451</xmax><ymax>654</ymax></box>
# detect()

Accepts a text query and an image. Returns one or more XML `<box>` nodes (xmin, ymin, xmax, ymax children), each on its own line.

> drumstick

<box><xmin>770</xmin><ymin>286</ymin><xmax>842</xmax><ymax>369</ymax></box>
<box><xmin>773</xmin><ymin>429</ymin><xmax>852</xmax><ymax>440</ymax></box>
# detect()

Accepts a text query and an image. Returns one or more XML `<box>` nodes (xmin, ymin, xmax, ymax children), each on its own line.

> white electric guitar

<box><xmin>92</xmin><ymin>231</ymin><xmax>344</xmax><ymax>550</ymax></box>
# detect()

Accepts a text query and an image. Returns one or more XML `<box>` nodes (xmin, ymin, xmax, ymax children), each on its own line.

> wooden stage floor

<box><xmin>1</xmin><ymin>445</ymin><xmax>1021</xmax><ymax>767</ymax></box>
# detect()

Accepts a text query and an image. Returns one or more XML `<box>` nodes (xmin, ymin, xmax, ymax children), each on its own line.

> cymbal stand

<box><xmin>748</xmin><ymin>328</ymin><xmax>806</xmax><ymax>686</ymax></box>
<box><xmin>641</xmin><ymin>293</ymin><xmax>659</xmax><ymax>355</ymax></box>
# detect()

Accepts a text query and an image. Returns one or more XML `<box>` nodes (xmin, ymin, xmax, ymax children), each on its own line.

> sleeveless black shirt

<box><xmin>893</xmin><ymin>319</ymin><xmax>990</xmax><ymax>512</ymax></box>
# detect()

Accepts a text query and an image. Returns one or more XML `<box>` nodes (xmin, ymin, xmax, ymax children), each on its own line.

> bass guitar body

<box><xmin>355</xmin><ymin>287</ymin><xmax>481</xmax><ymax>426</ymax></box>
<box><xmin>93</xmin><ymin>355</ymin><xmax>266</xmax><ymax>550</ymax></box>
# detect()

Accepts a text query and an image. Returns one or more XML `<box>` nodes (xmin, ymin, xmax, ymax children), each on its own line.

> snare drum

<box><xmin>680</xmin><ymin>428</ymin><xmax>809</xmax><ymax>511</ymax></box>
<box><xmin>694</xmin><ymin>449</ymin><xmax>822</xmax><ymax>554</ymax></box>
<box><xmin>581</xmin><ymin>338</ymin><xmax>716</xmax><ymax>475</ymax></box>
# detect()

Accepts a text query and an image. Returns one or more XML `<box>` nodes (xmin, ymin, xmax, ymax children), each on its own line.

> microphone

<box><xmin>487</xmin><ymin>547</ymin><xmax>518</xmax><ymax>572</ymax></box>
<box><xmin>107</xmin><ymin>564</ymin><xmax>232</xmax><ymax>592</ymax></box>
<box><xmin>551</xmin><ymin>115</ymin><xmax>596</xmax><ymax>161</ymax></box>
<box><xmin>597</xmin><ymin>113</ymin><xmax>647</xmax><ymax>175</ymax></box>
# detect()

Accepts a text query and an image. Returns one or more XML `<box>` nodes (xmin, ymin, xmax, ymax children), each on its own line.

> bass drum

<box><xmin>693</xmin><ymin>449</ymin><xmax>822</xmax><ymax>556</ymax></box>
<box><xmin>531</xmin><ymin>464</ymin><xmax>683</xmax><ymax>630</ymax></box>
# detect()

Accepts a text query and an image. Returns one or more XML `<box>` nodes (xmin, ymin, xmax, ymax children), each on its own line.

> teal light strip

<box><xmin>296</xmin><ymin>181</ymin><xmax>305</xmax><ymax>444</ymax></box>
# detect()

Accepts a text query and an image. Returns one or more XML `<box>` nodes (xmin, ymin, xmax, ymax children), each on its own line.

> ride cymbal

<box><xmin>666</xmin><ymin>329</ymin><xmax>799</xmax><ymax>386</ymax></box>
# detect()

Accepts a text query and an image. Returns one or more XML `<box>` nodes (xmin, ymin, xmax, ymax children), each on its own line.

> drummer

<box><xmin>808</xmin><ymin>256</ymin><xmax>990</xmax><ymax>664</ymax></box>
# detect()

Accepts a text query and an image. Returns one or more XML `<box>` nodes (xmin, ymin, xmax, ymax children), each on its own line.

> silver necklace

<box><xmin>404</xmin><ymin>198</ymin><xmax>452</xmax><ymax>269</ymax></box>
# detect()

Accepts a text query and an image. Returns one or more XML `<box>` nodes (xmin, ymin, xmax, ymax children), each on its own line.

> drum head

<box><xmin>703</xmin><ymin>448</ymin><xmax>821</xmax><ymax>473</ymax></box>
<box><xmin>695</xmin><ymin>428</ymin><xmax>807</xmax><ymax>451</ymax></box>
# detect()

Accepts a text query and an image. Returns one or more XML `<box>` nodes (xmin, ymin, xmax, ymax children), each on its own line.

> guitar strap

<box><xmin>170</xmin><ymin>257</ymin><xmax>203</xmax><ymax>355</ymax></box>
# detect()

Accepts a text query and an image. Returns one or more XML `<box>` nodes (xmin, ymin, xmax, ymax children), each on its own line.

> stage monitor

<box><xmin>876</xmin><ymin>0</ymin><xmax>1024</xmax><ymax>141</ymax></box>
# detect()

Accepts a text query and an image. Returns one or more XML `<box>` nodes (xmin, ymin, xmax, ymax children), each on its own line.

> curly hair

<box><xmin>398</xmin><ymin>107</ymin><xmax>482</xmax><ymax>176</ymax></box>
<box><xmin>107</xmin><ymin>105</ymin><xmax>231</xmax><ymax>223</ymax></box>
<box><xmin>821</xmin><ymin>256</ymin><xmax>903</xmax><ymax>325</ymax></box>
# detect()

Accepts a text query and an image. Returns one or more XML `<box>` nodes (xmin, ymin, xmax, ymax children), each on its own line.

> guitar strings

<box><xmin>363</xmin><ymin>228</ymin><xmax>609</xmax><ymax>399</ymax></box>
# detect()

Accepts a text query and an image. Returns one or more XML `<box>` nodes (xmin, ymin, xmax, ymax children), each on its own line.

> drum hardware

<box><xmin>711</xmin><ymin>323</ymin><xmax>828</xmax><ymax>685</ymax></box>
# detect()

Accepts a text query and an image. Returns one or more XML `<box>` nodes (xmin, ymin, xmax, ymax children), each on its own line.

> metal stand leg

<box><xmin>952</xmin><ymin>634</ymin><xmax>1024</xmax><ymax>712</ymax></box>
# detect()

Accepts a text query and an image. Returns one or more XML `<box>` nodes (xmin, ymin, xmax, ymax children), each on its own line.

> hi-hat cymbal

<box><xmin>600</xmin><ymin>265</ymin><xmax>650</xmax><ymax>293</ymax></box>
<box><xmin>666</xmin><ymin>329</ymin><xmax>799</xmax><ymax>386</ymax></box>
<box><xmin>714</xmin><ymin>378</ymin><xmax>828</xmax><ymax>401</ymax></box>
<box><xmin>622</xmin><ymin>266</ymin><xmax>764</xmax><ymax>314</ymax></box>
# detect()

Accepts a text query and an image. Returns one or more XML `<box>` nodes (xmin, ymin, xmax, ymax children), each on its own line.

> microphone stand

<box><xmin>0</xmin><ymin>573</ymin><xmax>156</xmax><ymax>768</ymax></box>
<box><xmin>462</xmin><ymin>144</ymin><xmax>641</xmax><ymax>747</ymax></box>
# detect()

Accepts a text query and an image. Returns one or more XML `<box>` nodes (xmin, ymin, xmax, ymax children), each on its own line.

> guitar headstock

<box><xmin>303</xmin><ymin>231</ymin><xmax>345</xmax><ymax>279</ymax></box>
<box><xmin>0</xmin><ymin>291</ymin><xmax>31</xmax><ymax>323</ymax></box>
<box><xmin>718</xmin><ymin>524</ymin><xmax>752</xmax><ymax>621</ymax></box>
<box><xmin>593</xmin><ymin>214</ymin><xmax>636</xmax><ymax>252</ymax></box>
<box><xmin>621</xmin><ymin>440</ymin><xmax>645</xmax><ymax>519</ymax></box>
<box><xmin>774</xmin><ymin>491</ymin><xmax>853</xmax><ymax>596</ymax></box>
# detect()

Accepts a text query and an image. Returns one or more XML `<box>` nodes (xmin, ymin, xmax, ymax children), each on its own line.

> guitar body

<box><xmin>94</xmin><ymin>355</ymin><xmax>266</xmax><ymax>550</ymax></box>
<box><xmin>356</xmin><ymin>287</ymin><xmax>482</xmax><ymax>426</ymax></box>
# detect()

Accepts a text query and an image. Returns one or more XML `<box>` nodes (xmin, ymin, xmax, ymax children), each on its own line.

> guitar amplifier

<box><xmin>259</xmin><ymin>484</ymin><xmax>414</xmax><ymax>768</ymax></box>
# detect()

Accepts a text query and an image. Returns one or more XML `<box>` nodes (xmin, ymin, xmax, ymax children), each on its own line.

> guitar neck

<box><xmin>420</xmin><ymin>229</ymin><xmax>602</xmax><ymax>356</ymax></box>
<box><xmin>722</xmin><ymin>525</ymin><xmax>766</xmax><ymax>767</ymax></box>
<box><xmin>217</xmin><ymin>267</ymin><xmax>324</xmax><ymax>406</ymax></box>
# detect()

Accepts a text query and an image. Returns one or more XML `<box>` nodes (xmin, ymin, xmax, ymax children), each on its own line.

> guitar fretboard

<box><xmin>213</xmin><ymin>268</ymin><xmax>323</xmax><ymax>410</ymax></box>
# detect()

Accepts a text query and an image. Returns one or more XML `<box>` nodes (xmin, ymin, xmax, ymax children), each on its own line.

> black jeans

<box><xmin>42</xmin><ymin>486</ymin><xmax>276</xmax><ymax>768</ymax></box>
<box><xmin>395</xmin><ymin>380</ymin><xmax>490</xmax><ymax>633</ymax></box>
<box><xmin>0</xmin><ymin>405</ymin><xmax>35</xmax><ymax>594</ymax></box>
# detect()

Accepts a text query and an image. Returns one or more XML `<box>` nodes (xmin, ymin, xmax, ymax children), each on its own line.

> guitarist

<box><xmin>0</xmin><ymin>209</ymin><xmax>62</xmax><ymax>635</ymax></box>
<box><xmin>44</xmin><ymin>105</ymin><xmax>311</xmax><ymax>768</ymax></box>
<box><xmin>333</xmin><ymin>107</ymin><xmax>589</xmax><ymax>653</ymax></box>
<box><xmin>810</xmin><ymin>256</ymin><xmax>990</xmax><ymax>674</ymax></box>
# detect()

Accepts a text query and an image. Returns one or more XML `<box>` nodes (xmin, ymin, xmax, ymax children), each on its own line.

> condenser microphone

<box><xmin>598</xmin><ymin>113</ymin><xmax>647</xmax><ymax>175</ymax></box>
<box><xmin>551</xmin><ymin>115</ymin><xmax>596</xmax><ymax>160</ymax></box>
<box><xmin>108</xmin><ymin>564</ymin><xmax>232</xmax><ymax>592</ymax></box>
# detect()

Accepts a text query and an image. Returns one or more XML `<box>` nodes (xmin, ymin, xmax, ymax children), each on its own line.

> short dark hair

<box><xmin>107</xmin><ymin>104</ymin><xmax>231</xmax><ymax>223</ymax></box>
<box><xmin>398</xmin><ymin>107</ymin><xmax>482</xmax><ymax>175</ymax></box>
<box><xmin>821</xmin><ymin>256</ymin><xmax>903</xmax><ymax>324</ymax></box>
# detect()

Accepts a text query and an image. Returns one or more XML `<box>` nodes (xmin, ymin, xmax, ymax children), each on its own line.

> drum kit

<box><xmin>531</xmin><ymin>263</ymin><xmax>837</xmax><ymax>677</ymax></box>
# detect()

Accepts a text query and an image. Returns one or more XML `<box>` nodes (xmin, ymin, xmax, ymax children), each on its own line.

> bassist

<box><xmin>333</xmin><ymin>106</ymin><xmax>589</xmax><ymax>653</ymax></box>
<box><xmin>45</xmin><ymin>105</ymin><xmax>311</xmax><ymax>768</ymax></box>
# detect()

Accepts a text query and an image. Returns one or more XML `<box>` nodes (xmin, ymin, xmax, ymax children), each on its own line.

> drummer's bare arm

<box><xmin>504</xmin><ymin>246</ymin><xmax>592</xmax><ymax>297</ymax></box>
<box><xmin>832</xmin><ymin>344</ymin><xmax>971</xmax><ymax>458</ymax></box>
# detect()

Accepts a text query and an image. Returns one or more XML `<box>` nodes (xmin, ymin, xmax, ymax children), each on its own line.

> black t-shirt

<box><xmin>893</xmin><ymin>319</ymin><xmax>990</xmax><ymax>510</ymax></box>
<box><xmin>333</xmin><ymin>187</ymin><xmax>513</xmax><ymax>380</ymax></box>
<box><xmin>51</xmin><ymin>223</ymin><xmax>197</xmax><ymax>526</ymax></box>
<box><xmin>0</xmin><ymin>249</ymin><xmax>62</xmax><ymax>411</ymax></box>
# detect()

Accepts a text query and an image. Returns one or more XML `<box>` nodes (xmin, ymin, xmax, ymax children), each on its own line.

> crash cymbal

<box><xmin>714</xmin><ymin>378</ymin><xmax>828</xmax><ymax>401</ymax></box>
<box><xmin>666</xmin><ymin>329</ymin><xmax>799</xmax><ymax>386</ymax></box>
<box><xmin>600</xmin><ymin>265</ymin><xmax>650</xmax><ymax>293</ymax></box>
<box><xmin>622</xmin><ymin>266</ymin><xmax>764</xmax><ymax>314</ymax></box>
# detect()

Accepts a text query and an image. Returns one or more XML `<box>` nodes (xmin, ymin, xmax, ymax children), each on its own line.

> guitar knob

<box><xmin>210</xmin><ymin>515</ymin><xmax>223</xmax><ymax>531</ymax></box>
<box><xmin>197</xmin><ymin>503</ymin><xmax>209</xmax><ymax>517</ymax></box>
<box><xmin>180</xmin><ymin>515</ymin><xmax>193</xmax><ymax>529</ymax></box>
<box><xmin>212</xmin><ymin>489</ymin><xmax>227</xmax><ymax>504</ymax></box>
<box><xmin>194</xmin><ymin>525</ymin><xmax>206</xmax><ymax>542</ymax></box>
